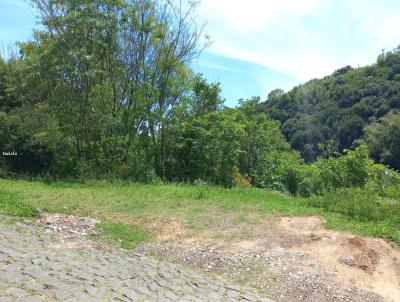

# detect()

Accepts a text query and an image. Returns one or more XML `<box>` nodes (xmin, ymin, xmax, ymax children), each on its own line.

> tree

<box><xmin>337</xmin><ymin>114</ymin><xmax>365</xmax><ymax>150</ymax></box>
<box><xmin>0</xmin><ymin>58</ymin><xmax>21</xmax><ymax>112</ymax></box>
<box><xmin>25</xmin><ymin>0</ymin><xmax>206</xmax><ymax>178</ymax></box>
<box><xmin>260</xmin><ymin>45</ymin><xmax>400</xmax><ymax>164</ymax></box>
<box><xmin>364</xmin><ymin>113</ymin><xmax>400</xmax><ymax>169</ymax></box>
<box><xmin>190</xmin><ymin>74</ymin><xmax>223</xmax><ymax>115</ymax></box>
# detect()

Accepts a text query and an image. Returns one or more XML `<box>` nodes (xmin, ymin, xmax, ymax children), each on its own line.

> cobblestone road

<box><xmin>0</xmin><ymin>222</ymin><xmax>273</xmax><ymax>301</ymax></box>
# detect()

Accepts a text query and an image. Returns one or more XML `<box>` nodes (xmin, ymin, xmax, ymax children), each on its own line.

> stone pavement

<box><xmin>0</xmin><ymin>221</ymin><xmax>274</xmax><ymax>301</ymax></box>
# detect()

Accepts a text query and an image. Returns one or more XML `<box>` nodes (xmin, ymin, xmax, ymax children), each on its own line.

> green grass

<box><xmin>92</xmin><ymin>220</ymin><xmax>150</xmax><ymax>249</ymax></box>
<box><xmin>0</xmin><ymin>189</ymin><xmax>38</xmax><ymax>217</ymax></box>
<box><xmin>0</xmin><ymin>179</ymin><xmax>399</xmax><ymax>245</ymax></box>
<box><xmin>306</xmin><ymin>187</ymin><xmax>400</xmax><ymax>222</ymax></box>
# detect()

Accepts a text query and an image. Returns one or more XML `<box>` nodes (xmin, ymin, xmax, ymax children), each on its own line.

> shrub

<box><xmin>232</xmin><ymin>166</ymin><xmax>252</xmax><ymax>188</ymax></box>
<box><xmin>370</xmin><ymin>164</ymin><xmax>400</xmax><ymax>198</ymax></box>
<box><xmin>251</xmin><ymin>150</ymin><xmax>301</xmax><ymax>192</ymax></box>
<box><xmin>284</xmin><ymin>168</ymin><xmax>300</xmax><ymax>195</ymax></box>
<box><xmin>306</xmin><ymin>186</ymin><xmax>400</xmax><ymax>222</ymax></box>
<box><xmin>297</xmin><ymin>164</ymin><xmax>322</xmax><ymax>196</ymax></box>
<box><xmin>343</xmin><ymin>145</ymin><xmax>373</xmax><ymax>187</ymax></box>
<box><xmin>296</xmin><ymin>145</ymin><xmax>373</xmax><ymax>196</ymax></box>
<box><xmin>0</xmin><ymin>159</ymin><xmax>8</xmax><ymax>178</ymax></box>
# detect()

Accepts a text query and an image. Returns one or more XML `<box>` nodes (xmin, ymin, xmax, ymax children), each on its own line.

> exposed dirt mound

<box><xmin>279</xmin><ymin>216</ymin><xmax>400</xmax><ymax>302</ymax></box>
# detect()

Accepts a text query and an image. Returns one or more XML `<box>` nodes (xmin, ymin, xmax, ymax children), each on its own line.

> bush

<box><xmin>232</xmin><ymin>166</ymin><xmax>252</xmax><ymax>188</ymax></box>
<box><xmin>296</xmin><ymin>145</ymin><xmax>373</xmax><ymax>196</ymax></box>
<box><xmin>370</xmin><ymin>164</ymin><xmax>400</xmax><ymax>198</ymax></box>
<box><xmin>284</xmin><ymin>168</ymin><xmax>300</xmax><ymax>195</ymax></box>
<box><xmin>297</xmin><ymin>164</ymin><xmax>322</xmax><ymax>196</ymax></box>
<box><xmin>0</xmin><ymin>159</ymin><xmax>8</xmax><ymax>178</ymax></box>
<box><xmin>305</xmin><ymin>186</ymin><xmax>400</xmax><ymax>222</ymax></box>
<box><xmin>251</xmin><ymin>150</ymin><xmax>301</xmax><ymax>192</ymax></box>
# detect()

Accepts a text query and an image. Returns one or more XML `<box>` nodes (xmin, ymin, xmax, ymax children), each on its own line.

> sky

<box><xmin>1</xmin><ymin>0</ymin><xmax>400</xmax><ymax>106</ymax></box>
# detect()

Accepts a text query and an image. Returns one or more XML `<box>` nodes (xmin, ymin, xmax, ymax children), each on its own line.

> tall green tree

<box><xmin>23</xmin><ymin>0</ymin><xmax>205</xmax><ymax>177</ymax></box>
<box><xmin>364</xmin><ymin>113</ymin><xmax>400</xmax><ymax>169</ymax></box>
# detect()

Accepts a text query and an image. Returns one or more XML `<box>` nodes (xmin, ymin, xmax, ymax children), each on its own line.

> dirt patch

<box><xmin>136</xmin><ymin>214</ymin><xmax>399</xmax><ymax>302</ymax></box>
<box><xmin>279</xmin><ymin>216</ymin><xmax>400</xmax><ymax>302</ymax></box>
<box><xmin>107</xmin><ymin>215</ymin><xmax>187</xmax><ymax>241</ymax></box>
<box><xmin>147</xmin><ymin>219</ymin><xmax>187</xmax><ymax>241</ymax></box>
<box><xmin>280</xmin><ymin>216</ymin><xmax>325</xmax><ymax>232</ymax></box>
<box><xmin>346</xmin><ymin>237</ymin><xmax>379</xmax><ymax>273</ymax></box>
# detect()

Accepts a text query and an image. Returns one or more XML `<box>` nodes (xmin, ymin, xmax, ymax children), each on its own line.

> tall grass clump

<box><xmin>306</xmin><ymin>186</ymin><xmax>400</xmax><ymax>222</ymax></box>
<box><xmin>0</xmin><ymin>189</ymin><xmax>38</xmax><ymax>217</ymax></box>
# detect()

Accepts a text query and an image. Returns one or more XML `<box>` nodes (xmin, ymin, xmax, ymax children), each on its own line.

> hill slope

<box><xmin>260</xmin><ymin>46</ymin><xmax>400</xmax><ymax>167</ymax></box>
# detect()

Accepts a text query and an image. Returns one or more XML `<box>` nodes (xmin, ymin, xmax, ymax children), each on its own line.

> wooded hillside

<box><xmin>261</xmin><ymin>47</ymin><xmax>400</xmax><ymax>168</ymax></box>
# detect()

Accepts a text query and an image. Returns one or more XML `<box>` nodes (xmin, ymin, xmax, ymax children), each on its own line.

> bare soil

<box><xmin>136</xmin><ymin>214</ymin><xmax>400</xmax><ymax>302</ymax></box>
<box><xmin>35</xmin><ymin>212</ymin><xmax>400</xmax><ymax>301</ymax></box>
<box><xmin>279</xmin><ymin>216</ymin><xmax>400</xmax><ymax>302</ymax></box>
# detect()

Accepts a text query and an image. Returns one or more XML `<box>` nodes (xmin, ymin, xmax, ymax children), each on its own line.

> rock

<box><xmin>340</xmin><ymin>255</ymin><xmax>356</xmax><ymax>267</ymax></box>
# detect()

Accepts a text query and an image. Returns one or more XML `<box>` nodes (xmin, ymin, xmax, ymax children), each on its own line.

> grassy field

<box><xmin>0</xmin><ymin>179</ymin><xmax>399</xmax><ymax>247</ymax></box>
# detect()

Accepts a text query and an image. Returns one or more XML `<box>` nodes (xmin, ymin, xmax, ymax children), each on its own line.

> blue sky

<box><xmin>1</xmin><ymin>0</ymin><xmax>400</xmax><ymax>106</ymax></box>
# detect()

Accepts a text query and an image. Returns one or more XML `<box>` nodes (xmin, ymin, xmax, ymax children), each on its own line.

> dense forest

<box><xmin>260</xmin><ymin>49</ymin><xmax>400</xmax><ymax>167</ymax></box>
<box><xmin>1</xmin><ymin>0</ymin><xmax>400</xmax><ymax>199</ymax></box>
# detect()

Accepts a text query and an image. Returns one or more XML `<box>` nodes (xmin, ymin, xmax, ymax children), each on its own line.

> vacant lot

<box><xmin>1</xmin><ymin>179</ymin><xmax>399</xmax><ymax>301</ymax></box>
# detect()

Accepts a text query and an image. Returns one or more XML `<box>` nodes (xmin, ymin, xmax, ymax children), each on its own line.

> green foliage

<box><xmin>318</xmin><ymin>145</ymin><xmax>372</xmax><ymax>189</ymax></box>
<box><xmin>294</xmin><ymin>145</ymin><xmax>373</xmax><ymax>196</ymax></box>
<box><xmin>364</xmin><ymin>112</ymin><xmax>400</xmax><ymax>169</ymax></box>
<box><xmin>232</xmin><ymin>166</ymin><xmax>251</xmax><ymax>188</ymax></box>
<box><xmin>251</xmin><ymin>150</ymin><xmax>301</xmax><ymax>192</ymax></box>
<box><xmin>0</xmin><ymin>189</ymin><xmax>38</xmax><ymax>217</ymax></box>
<box><xmin>0</xmin><ymin>0</ymin><xmax>205</xmax><ymax>180</ymax></box>
<box><xmin>190</xmin><ymin>74</ymin><xmax>224</xmax><ymax>115</ymax></box>
<box><xmin>11</xmin><ymin>0</ymin><xmax>203</xmax><ymax>179</ymax></box>
<box><xmin>261</xmin><ymin>46</ymin><xmax>400</xmax><ymax>167</ymax></box>
<box><xmin>306</xmin><ymin>187</ymin><xmax>400</xmax><ymax>223</ymax></box>
<box><xmin>370</xmin><ymin>164</ymin><xmax>400</xmax><ymax>198</ymax></box>
<box><xmin>0</xmin><ymin>103</ymin><xmax>61</xmax><ymax>175</ymax></box>
<box><xmin>164</xmin><ymin>98</ymin><xmax>291</xmax><ymax>188</ymax></box>
<box><xmin>1</xmin><ymin>0</ymin><xmax>400</xmax><ymax>224</ymax></box>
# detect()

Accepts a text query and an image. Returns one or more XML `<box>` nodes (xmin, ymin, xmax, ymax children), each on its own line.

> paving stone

<box><xmin>55</xmin><ymin>289</ymin><xmax>72</xmax><ymax>300</ymax></box>
<box><xmin>121</xmin><ymin>289</ymin><xmax>139</xmax><ymax>301</ymax></box>
<box><xmin>164</xmin><ymin>291</ymin><xmax>180</xmax><ymax>300</ymax></box>
<box><xmin>15</xmin><ymin>297</ymin><xmax>44</xmax><ymax>302</ymax></box>
<box><xmin>0</xmin><ymin>220</ymin><xmax>272</xmax><ymax>302</ymax></box>
<box><xmin>85</xmin><ymin>285</ymin><xmax>98</xmax><ymax>296</ymax></box>
<box><xmin>6</xmin><ymin>287</ymin><xmax>29</xmax><ymax>297</ymax></box>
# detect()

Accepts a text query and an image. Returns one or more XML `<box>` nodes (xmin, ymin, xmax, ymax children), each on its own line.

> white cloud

<box><xmin>197</xmin><ymin>0</ymin><xmax>400</xmax><ymax>83</ymax></box>
<box><xmin>195</xmin><ymin>59</ymin><xmax>244</xmax><ymax>73</ymax></box>
<box><xmin>372</xmin><ymin>16</ymin><xmax>400</xmax><ymax>49</ymax></box>
<box><xmin>199</xmin><ymin>0</ymin><xmax>321</xmax><ymax>32</ymax></box>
